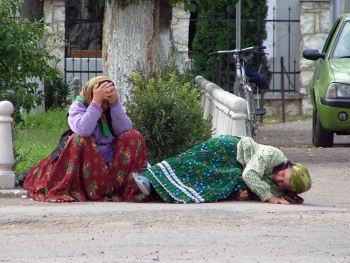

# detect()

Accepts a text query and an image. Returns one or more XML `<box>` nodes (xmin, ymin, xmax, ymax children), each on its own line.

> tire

<box><xmin>312</xmin><ymin>111</ymin><xmax>334</xmax><ymax>147</ymax></box>
<box><xmin>244</xmin><ymin>86</ymin><xmax>257</xmax><ymax>140</ymax></box>
<box><xmin>248</xmin><ymin>91</ymin><xmax>258</xmax><ymax>141</ymax></box>
<box><xmin>235</xmin><ymin>82</ymin><xmax>258</xmax><ymax>141</ymax></box>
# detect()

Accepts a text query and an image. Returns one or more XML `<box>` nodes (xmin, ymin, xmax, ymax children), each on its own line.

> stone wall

<box><xmin>299</xmin><ymin>0</ymin><xmax>332</xmax><ymax>114</ymax></box>
<box><xmin>43</xmin><ymin>0</ymin><xmax>65</xmax><ymax>74</ymax></box>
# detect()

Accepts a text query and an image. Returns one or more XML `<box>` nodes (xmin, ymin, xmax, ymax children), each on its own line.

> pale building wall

<box><xmin>263</xmin><ymin>0</ymin><xmax>304</xmax><ymax>116</ymax></box>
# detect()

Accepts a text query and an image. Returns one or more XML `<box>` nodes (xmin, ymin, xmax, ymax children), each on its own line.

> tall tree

<box><xmin>103</xmin><ymin>0</ymin><xmax>174</xmax><ymax>103</ymax></box>
<box><xmin>102</xmin><ymin>0</ymin><xmax>249</xmax><ymax>103</ymax></box>
<box><xmin>192</xmin><ymin>0</ymin><xmax>268</xmax><ymax>90</ymax></box>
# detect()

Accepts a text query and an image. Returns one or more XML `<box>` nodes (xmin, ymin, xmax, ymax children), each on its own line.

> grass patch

<box><xmin>13</xmin><ymin>109</ymin><xmax>68</xmax><ymax>176</ymax></box>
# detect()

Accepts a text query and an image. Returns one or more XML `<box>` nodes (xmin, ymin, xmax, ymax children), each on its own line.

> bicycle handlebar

<box><xmin>209</xmin><ymin>46</ymin><xmax>266</xmax><ymax>56</ymax></box>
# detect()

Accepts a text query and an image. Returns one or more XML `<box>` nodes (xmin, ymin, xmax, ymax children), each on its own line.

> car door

<box><xmin>309</xmin><ymin>18</ymin><xmax>342</xmax><ymax>107</ymax></box>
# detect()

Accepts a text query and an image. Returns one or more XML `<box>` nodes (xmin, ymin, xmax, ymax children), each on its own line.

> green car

<box><xmin>303</xmin><ymin>13</ymin><xmax>350</xmax><ymax>147</ymax></box>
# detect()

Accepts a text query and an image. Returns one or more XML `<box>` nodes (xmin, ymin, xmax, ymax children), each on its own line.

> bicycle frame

<box><xmin>234</xmin><ymin>54</ymin><xmax>256</xmax><ymax>139</ymax></box>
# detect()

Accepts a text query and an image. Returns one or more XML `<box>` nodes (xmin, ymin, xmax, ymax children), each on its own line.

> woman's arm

<box><xmin>242</xmin><ymin>155</ymin><xmax>287</xmax><ymax>204</ymax></box>
<box><xmin>242</xmin><ymin>156</ymin><xmax>274</xmax><ymax>201</ymax></box>
<box><xmin>109</xmin><ymin>101</ymin><xmax>133</xmax><ymax>136</ymax></box>
<box><xmin>68</xmin><ymin>101</ymin><xmax>102</xmax><ymax>137</ymax></box>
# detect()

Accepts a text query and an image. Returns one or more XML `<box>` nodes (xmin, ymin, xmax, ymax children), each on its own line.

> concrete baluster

<box><xmin>71</xmin><ymin>77</ymin><xmax>82</xmax><ymax>102</ymax></box>
<box><xmin>0</xmin><ymin>101</ymin><xmax>15</xmax><ymax>189</ymax></box>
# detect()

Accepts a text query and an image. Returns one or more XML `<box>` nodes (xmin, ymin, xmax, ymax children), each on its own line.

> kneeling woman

<box><xmin>24</xmin><ymin>76</ymin><xmax>149</xmax><ymax>203</ymax></box>
<box><xmin>134</xmin><ymin>136</ymin><xmax>312</xmax><ymax>204</ymax></box>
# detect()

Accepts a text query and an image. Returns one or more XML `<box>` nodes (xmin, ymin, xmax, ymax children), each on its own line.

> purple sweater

<box><xmin>68</xmin><ymin>100</ymin><xmax>133</xmax><ymax>163</ymax></box>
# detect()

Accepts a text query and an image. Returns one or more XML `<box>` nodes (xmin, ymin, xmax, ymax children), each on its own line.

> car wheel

<box><xmin>312</xmin><ymin>110</ymin><xmax>334</xmax><ymax>147</ymax></box>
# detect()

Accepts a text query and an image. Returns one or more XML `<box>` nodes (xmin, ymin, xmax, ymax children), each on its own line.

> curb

<box><xmin>0</xmin><ymin>189</ymin><xmax>28</xmax><ymax>198</ymax></box>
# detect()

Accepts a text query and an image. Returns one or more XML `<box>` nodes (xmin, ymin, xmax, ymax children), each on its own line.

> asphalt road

<box><xmin>1</xmin><ymin>119</ymin><xmax>350</xmax><ymax>263</ymax></box>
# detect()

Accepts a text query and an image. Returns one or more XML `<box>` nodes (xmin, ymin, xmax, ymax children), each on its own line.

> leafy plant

<box><xmin>0</xmin><ymin>0</ymin><xmax>60</xmax><ymax>120</ymax></box>
<box><xmin>44</xmin><ymin>75</ymin><xmax>71</xmax><ymax>110</ymax></box>
<box><xmin>191</xmin><ymin>0</ymin><xmax>268</xmax><ymax>91</ymax></box>
<box><xmin>125</xmin><ymin>58</ymin><xmax>213</xmax><ymax>164</ymax></box>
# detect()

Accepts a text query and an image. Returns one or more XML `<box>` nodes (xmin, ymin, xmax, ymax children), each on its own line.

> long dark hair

<box><xmin>272</xmin><ymin>161</ymin><xmax>293</xmax><ymax>174</ymax></box>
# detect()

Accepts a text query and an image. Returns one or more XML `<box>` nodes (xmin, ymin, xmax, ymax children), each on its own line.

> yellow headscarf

<box><xmin>81</xmin><ymin>76</ymin><xmax>112</xmax><ymax>105</ymax></box>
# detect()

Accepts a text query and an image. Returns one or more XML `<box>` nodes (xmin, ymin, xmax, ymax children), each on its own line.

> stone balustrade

<box><xmin>195</xmin><ymin>76</ymin><xmax>247</xmax><ymax>137</ymax></box>
<box><xmin>0</xmin><ymin>101</ymin><xmax>15</xmax><ymax>189</ymax></box>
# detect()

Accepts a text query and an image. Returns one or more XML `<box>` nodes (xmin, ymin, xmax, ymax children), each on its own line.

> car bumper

<box><xmin>318</xmin><ymin>97</ymin><xmax>350</xmax><ymax>131</ymax></box>
<box><xmin>320</xmin><ymin>98</ymin><xmax>350</xmax><ymax>109</ymax></box>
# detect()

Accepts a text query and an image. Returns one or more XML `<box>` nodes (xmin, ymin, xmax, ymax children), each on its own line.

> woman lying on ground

<box><xmin>24</xmin><ymin>76</ymin><xmax>150</xmax><ymax>202</ymax></box>
<box><xmin>133</xmin><ymin>135</ymin><xmax>312</xmax><ymax>204</ymax></box>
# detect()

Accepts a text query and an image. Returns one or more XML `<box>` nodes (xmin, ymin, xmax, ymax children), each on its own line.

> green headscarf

<box><xmin>290</xmin><ymin>163</ymin><xmax>312</xmax><ymax>194</ymax></box>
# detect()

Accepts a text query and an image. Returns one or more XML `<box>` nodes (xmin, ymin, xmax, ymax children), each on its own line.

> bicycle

<box><xmin>209</xmin><ymin>46</ymin><xmax>268</xmax><ymax>142</ymax></box>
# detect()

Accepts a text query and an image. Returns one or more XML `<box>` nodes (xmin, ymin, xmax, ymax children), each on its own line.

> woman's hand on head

<box><xmin>91</xmin><ymin>81</ymin><xmax>118</xmax><ymax>107</ymax></box>
<box><xmin>267</xmin><ymin>196</ymin><xmax>290</xmax><ymax>205</ymax></box>
<box><xmin>105</xmin><ymin>85</ymin><xmax>118</xmax><ymax>104</ymax></box>
<box><xmin>92</xmin><ymin>83</ymin><xmax>108</xmax><ymax>106</ymax></box>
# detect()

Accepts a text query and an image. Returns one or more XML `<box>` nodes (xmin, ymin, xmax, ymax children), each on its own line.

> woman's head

<box><xmin>82</xmin><ymin>76</ymin><xmax>115</xmax><ymax>110</ymax></box>
<box><xmin>289</xmin><ymin>163</ymin><xmax>312</xmax><ymax>194</ymax></box>
<box><xmin>273</xmin><ymin>162</ymin><xmax>311</xmax><ymax>194</ymax></box>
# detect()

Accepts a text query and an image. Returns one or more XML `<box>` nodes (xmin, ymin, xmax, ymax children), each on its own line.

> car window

<box><xmin>331</xmin><ymin>21</ymin><xmax>350</xmax><ymax>58</ymax></box>
<box><xmin>322</xmin><ymin>18</ymin><xmax>341</xmax><ymax>53</ymax></box>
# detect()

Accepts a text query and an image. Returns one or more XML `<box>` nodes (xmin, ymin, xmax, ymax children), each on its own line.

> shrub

<box><xmin>125</xmin><ymin>59</ymin><xmax>213</xmax><ymax>165</ymax></box>
<box><xmin>0</xmin><ymin>0</ymin><xmax>60</xmax><ymax>117</ymax></box>
<box><xmin>44</xmin><ymin>75</ymin><xmax>71</xmax><ymax>110</ymax></box>
<box><xmin>192</xmin><ymin>0</ymin><xmax>268</xmax><ymax>91</ymax></box>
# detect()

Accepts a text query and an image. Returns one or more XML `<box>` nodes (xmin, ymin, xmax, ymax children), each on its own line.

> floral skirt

<box><xmin>24</xmin><ymin>130</ymin><xmax>149</xmax><ymax>202</ymax></box>
<box><xmin>143</xmin><ymin>135</ymin><xmax>248</xmax><ymax>203</ymax></box>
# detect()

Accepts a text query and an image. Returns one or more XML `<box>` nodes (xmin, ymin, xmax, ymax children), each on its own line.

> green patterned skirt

<box><xmin>142</xmin><ymin>135</ymin><xmax>248</xmax><ymax>203</ymax></box>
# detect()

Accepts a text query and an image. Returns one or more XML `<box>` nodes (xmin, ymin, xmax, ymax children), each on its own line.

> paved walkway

<box><xmin>1</xmin><ymin>119</ymin><xmax>350</xmax><ymax>262</ymax></box>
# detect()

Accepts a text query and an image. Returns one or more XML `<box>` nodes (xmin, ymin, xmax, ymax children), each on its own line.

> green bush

<box><xmin>0</xmin><ymin>0</ymin><xmax>60</xmax><ymax>118</ymax></box>
<box><xmin>192</xmin><ymin>0</ymin><xmax>268</xmax><ymax>91</ymax></box>
<box><xmin>44</xmin><ymin>75</ymin><xmax>70</xmax><ymax>110</ymax></box>
<box><xmin>125</xmin><ymin>59</ymin><xmax>213</xmax><ymax>165</ymax></box>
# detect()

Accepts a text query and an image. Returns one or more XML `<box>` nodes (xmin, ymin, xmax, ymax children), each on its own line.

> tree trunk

<box><xmin>20</xmin><ymin>0</ymin><xmax>44</xmax><ymax>22</ymax></box>
<box><xmin>103</xmin><ymin>0</ymin><xmax>173</xmax><ymax>104</ymax></box>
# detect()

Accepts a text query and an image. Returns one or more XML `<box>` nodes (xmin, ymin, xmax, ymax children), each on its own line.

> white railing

<box><xmin>195</xmin><ymin>76</ymin><xmax>247</xmax><ymax>137</ymax></box>
<box><xmin>0</xmin><ymin>101</ymin><xmax>15</xmax><ymax>189</ymax></box>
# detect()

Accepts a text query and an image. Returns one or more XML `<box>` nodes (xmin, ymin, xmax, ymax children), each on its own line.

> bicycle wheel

<box><xmin>247</xmin><ymin>90</ymin><xmax>259</xmax><ymax>142</ymax></box>
<box><xmin>239</xmin><ymin>83</ymin><xmax>259</xmax><ymax>141</ymax></box>
<box><xmin>234</xmin><ymin>82</ymin><xmax>250</xmax><ymax>136</ymax></box>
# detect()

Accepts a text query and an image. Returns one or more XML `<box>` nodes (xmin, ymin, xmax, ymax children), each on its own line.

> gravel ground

<box><xmin>1</xmin><ymin>119</ymin><xmax>350</xmax><ymax>263</ymax></box>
